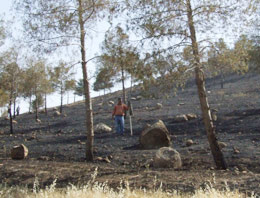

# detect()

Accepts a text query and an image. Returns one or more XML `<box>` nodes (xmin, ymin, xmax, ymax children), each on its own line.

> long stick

<box><xmin>129</xmin><ymin>115</ymin><xmax>133</xmax><ymax>136</ymax></box>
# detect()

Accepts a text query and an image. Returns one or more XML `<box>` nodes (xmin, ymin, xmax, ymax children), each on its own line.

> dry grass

<box><xmin>0</xmin><ymin>169</ymin><xmax>256</xmax><ymax>198</ymax></box>
<box><xmin>0</xmin><ymin>183</ymin><xmax>252</xmax><ymax>198</ymax></box>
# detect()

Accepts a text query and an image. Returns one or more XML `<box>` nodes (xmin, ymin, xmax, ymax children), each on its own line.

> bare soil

<box><xmin>0</xmin><ymin>73</ymin><xmax>259</xmax><ymax>196</ymax></box>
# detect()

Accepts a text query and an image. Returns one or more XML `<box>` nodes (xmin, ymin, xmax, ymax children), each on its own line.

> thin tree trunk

<box><xmin>186</xmin><ymin>0</ymin><xmax>227</xmax><ymax>169</ymax></box>
<box><xmin>35</xmin><ymin>94</ymin><xmax>39</xmax><ymax>120</ymax></box>
<box><xmin>13</xmin><ymin>96</ymin><xmax>17</xmax><ymax>118</ymax></box>
<box><xmin>45</xmin><ymin>92</ymin><xmax>48</xmax><ymax>115</ymax></box>
<box><xmin>8</xmin><ymin>102</ymin><xmax>13</xmax><ymax>134</ymax></box>
<box><xmin>220</xmin><ymin>71</ymin><xmax>224</xmax><ymax>89</ymax></box>
<box><xmin>60</xmin><ymin>87</ymin><xmax>63</xmax><ymax>114</ymax></box>
<box><xmin>78</xmin><ymin>0</ymin><xmax>94</xmax><ymax>161</ymax></box>
<box><xmin>121</xmin><ymin>66</ymin><xmax>126</xmax><ymax>103</ymax></box>
<box><xmin>29</xmin><ymin>94</ymin><xmax>32</xmax><ymax>113</ymax></box>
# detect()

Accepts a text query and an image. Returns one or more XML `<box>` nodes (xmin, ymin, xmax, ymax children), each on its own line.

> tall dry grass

<box><xmin>0</xmin><ymin>169</ymin><xmax>256</xmax><ymax>198</ymax></box>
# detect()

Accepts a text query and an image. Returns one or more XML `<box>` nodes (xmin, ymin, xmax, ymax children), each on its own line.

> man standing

<box><xmin>112</xmin><ymin>97</ymin><xmax>128</xmax><ymax>134</ymax></box>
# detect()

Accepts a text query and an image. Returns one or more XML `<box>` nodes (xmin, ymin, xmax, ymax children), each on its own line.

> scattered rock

<box><xmin>186</xmin><ymin>139</ymin><xmax>194</xmax><ymax>147</ymax></box>
<box><xmin>0</xmin><ymin>130</ymin><xmax>4</xmax><ymax>135</ymax></box>
<box><xmin>211</xmin><ymin>109</ymin><xmax>218</xmax><ymax>121</ymax></box>
<box><xmin>174</xmin><ymin>115</ymin><xmax>188</xmax><ymax>123</ymax></box>
<box><xmin>233</xmin><ymin>147</ymin><xmax>240</xmax><ymax>154</ymax></box>
<box><xmin>26</xmin><ymin>135</ymin><xmax>36</xmax><ymax>141</ymax></box>
<box><xmin>5</xmin><ymin>117</ymin><xmax>10</xmax><ymax>120</ymax></box>
<box><xmin>94</xmin><ymin>123</ymin><xmax>112</xmax><ymax>133</ymax></box>
<box><xmin>37</xmin><ymin>156</ymin><xmax>50</xmax><ymax>161</ymax></box>
<box><xmin>11</xmin><ymin>144</ymin><xmax>29</xmax><ymax>160</ymax></box>
<box><xmin>77</xmin><ymin>140</ymin><xmax>85</xmax><ymax>145</ymax></box>
<box><xmin>97</xmin><ymin>102</ymin><xmax>103</xmax><ymax>106</ymax></box>
<box><xmin>12</xmin><ymin>120</ymin><xmax>18</xmax><ymax>124</ymax></box>
<box><xmin>145</xmin><ymin>107</ymin><xmax>149</xmax><ymax>110</ymax></box>
<box><xmin>96</xmin><ymin>156</ymin><xmax>111</xmax><ymax>163</ymax></box>
<box><xmin>153</xmin><ymin>147</ymin><xmax>182</xmax><ymax>169</ymax></box>
<box><xmin>218</xmin><ymin>141</ymin><xmax>227</xmax><ymax>149</ymax></box>
<box><xmin>108</xmin><ymin>100</ymin><xmax>114</xmax><ymax>105</ymax></box>
<box><xmin>53</xmin><ymin>107</ymin><xmax>58</xmax><ymax>111</ymax></box>
<box><xmin>156</xmin><ymin>103</ymin><xmax>163</xmax><ymax>109</ymax></box>
<box><xmin>54</xmin><ymin>111</ymin><xmax>61</xmax><ymax>116</ymax></box>
<box><xmin>104</xmin><ymin>156</ymin><xmax>111</xmax><ymax>163</ymax></box>
<box><xmin>136</xmin><ymin>96</ymin><xmax>142</xmax><ymax>100</ymax></box>
<box><xmin>178</xmin><ymin>103</ymin><xmax>185</xmax><ymax>106</ymax></box>
<box><xmin>36</xmin><ymin>119</ymin><xmax>41</xmax><ymax>123</ymax></box>
<box><xmin>186</xmin><ymin>113</ymin><xmax>197</xmax><ymax>120</ymax></box>
<box><xmin>140</xmin><ymin>120</ymin><xmax>171</xmax><ymax>149</ymax></box>
<box><xmin>130</xmin><ymin>97</ymin><xmax>136</xmax><ymax>101</ymax></box>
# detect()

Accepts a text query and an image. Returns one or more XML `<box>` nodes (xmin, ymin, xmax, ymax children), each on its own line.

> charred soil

<box><xmin>0</xmin><ymin>73</ymin><xmax>259</xmax><ymax>195</ymax></box>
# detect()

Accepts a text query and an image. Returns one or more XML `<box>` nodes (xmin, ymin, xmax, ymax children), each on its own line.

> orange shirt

<box><xmin>112</xmin><ymin>104</ymin><xmax>128</xmax><ymax>116</ymax></box>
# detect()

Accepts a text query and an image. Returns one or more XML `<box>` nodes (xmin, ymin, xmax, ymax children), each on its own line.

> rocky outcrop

<box><xmin>153</xmin><ymin>147</ymin><xmax>182</xmax><ymax>169</ymax></box>
<box><xmin>140</xmin><ymin>120</ymin><xmax>171</xmax><ymax>149</ymax></box>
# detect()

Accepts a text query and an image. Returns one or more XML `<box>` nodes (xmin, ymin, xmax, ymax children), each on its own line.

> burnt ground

<box><xmin>0</xmin><ymin>72</ymin><xmax>259</xmax><ymax>196</ymax></box>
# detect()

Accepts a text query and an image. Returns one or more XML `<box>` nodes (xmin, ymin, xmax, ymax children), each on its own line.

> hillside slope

<box><xmin>0</xmin><ymin>72</ymin><xmax>259</xmax><ymax>195</ymax></box>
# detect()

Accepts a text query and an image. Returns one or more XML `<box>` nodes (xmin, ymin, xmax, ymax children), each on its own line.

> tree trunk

<box><xmin>186</xmin><ymin>0</ymin><xmax>227</xmax><ymax>169</ymax></box>
<box><xmin>121</xmin><ymin>66</ymin><xmax>126</xmax><ymax>103</ymax></box>
<box><xmin>220</xmin><ymin>71</ymin><xmax>224</xmax><ymax>89</ymax></box>
<box><xmin>29</xmin><ymin>94</ymin><xmax>32</xmax><ymax>113</ymax></box>
<box><xmin>78</xmin><ymin>0</ymin><xmax>94</xmax><ymax>161</ymax></box>
<box><xmin>8</xmin><ymin>102</ymin><xmax>13</xmax><ymax>134</ymax></box>
<box><xmin>35</xmin><ymin>94</ymin><xmax>39</xmax><ymax>120</ymax></box>
<box><xmin>13</xmin><ymin>97</ymin><xmax>16</xmax><ymax>118</ymax></box>
<box><xmin>45</xmin><ymin>92</ymin><xmax>48</xmax><ymax>115</ymax></box>
<box><xmin>60</xmin><ymin>87</ymin><xmax>63</xmax><ymax>113</ymax></box>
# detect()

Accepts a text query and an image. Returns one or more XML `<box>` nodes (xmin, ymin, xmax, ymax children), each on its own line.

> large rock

<box><xmin>140</xmin><ymin>120</ymin><xmax>171</xmax><ymax>149</ymax></box>
<box><xmin>153</xmin><ymin>147</ymin><xmax>182</xmax><ymax>169</ymax></box>
<box><xmin>94</xmin><ymin>123</ymin><xmax>112</xmax><ymax>133</ymax></box>
<box><xmin>11</xmin><ymin>144</ymin><xmax>28</xmax><ymax>160</ymax></box>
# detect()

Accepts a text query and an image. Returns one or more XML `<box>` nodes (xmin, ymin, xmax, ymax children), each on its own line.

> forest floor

<box><xmin>0</xmin><ymin>72</ymin><xmax>259</xmax><ymax>196</ymax></box>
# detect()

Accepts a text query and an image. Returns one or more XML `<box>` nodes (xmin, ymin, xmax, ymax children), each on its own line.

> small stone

<box><xmin>156</xmin><ymin>103</ymin><xmax>163</xmax><ymax>109</ymax></box>
<box><xmin>108</xmin><ymin>100</ymin><xmax>114</xmax><ymax>105</ymax></box>
<box><xmin>53</xmin><ymin>111</ymin><xmax>61</xmax><ymax>116</ymax></box>
<box><xmin>218</xmin><ymin>142</ymin><xmax>227</xmax><ymax>149</ymax></box>
<box><xmin>136</xmin><ymin>96</ymin><xmax>142</xmax><ymax>100</ymax></box>
<box><xmin>186</xmin><ymin>139</ymin><xmax>194</xmax><ymax>147</ymax></box>
<box><xmin>36</xmin><ymin>119</ymin><xmax>41</xmax><ymax>123</ymax></box>
<box><xmin>104</xmin><ymin>157</ymin><xmax>111</xmax><ymax>163</ymax></box>
<box><xmin>96</xmin><ymin>157</ymin><xmax>103</xmax><ymax>161</ymax></box>
<box><xmin>186</xmin><ymin>113</ymin><xmax>197</xmax><ymax>120</ymax></box>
